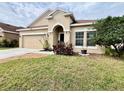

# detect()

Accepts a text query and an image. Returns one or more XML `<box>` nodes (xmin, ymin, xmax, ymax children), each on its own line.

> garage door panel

<box><xmin>22</xmin><ymin>35</ymin><xmax>46</xmax><ymax>49</ymax></box>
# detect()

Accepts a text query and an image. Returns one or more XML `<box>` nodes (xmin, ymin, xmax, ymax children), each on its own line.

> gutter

<box><xmin>71</xmin><ymin>22</ymin><xmax>94</xmax><ymax>27</ymax></box>
<box><xmin>17</xmin><ymin>26</ymin><xmax>48</xmax><ymax>31</ymax></box>
<box><xmin>3</xmin><ymin>30</ymin><xmax>19</xmax><ymax>34</ymax></box>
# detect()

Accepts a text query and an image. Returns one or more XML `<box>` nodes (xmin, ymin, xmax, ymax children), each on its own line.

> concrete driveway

<box><xmin>0</xmin><ymin>48</ymin><xmax>39</xmax><ymax>59</ymax></box>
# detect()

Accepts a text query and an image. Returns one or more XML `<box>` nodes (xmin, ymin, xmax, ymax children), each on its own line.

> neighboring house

<box><xmin>17</xmin><ymin>9</ymin><xmax>103</xmax><ymax>54</ymax></box>
<box><xmin>0</xmin><ymin>22</ymin><xmax>22</xmax><ymax>42</ymax></box>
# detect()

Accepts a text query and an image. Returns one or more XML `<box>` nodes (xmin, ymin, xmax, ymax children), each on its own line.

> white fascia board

<box><xmin>71</xmin><ymin>22</ymin><xmax>94</xmax><ymax>26</ymax></box>
<box><xmin>63</xmin><ymin>13</ymin><xmax>72</xmax><ymax>17</ymax></box>
<box><xmin>73</xmin><ymin>27</ymin><xmax>96</xmax><ymax>32</ymax></box>
<box><xmin>46</xmin><ymin>16</ymin><xmax>53</xmax><ymax>19</ymax></box>
<box><xmin>0</xmin><ymin>28</ymin><xmax>18</xmax><ymax>35</ymax></box>
<box><xmin>47</xmin><ymin>10</ymin><xmax>56</xmax><ymax>16</ymax></box>
<box><xmin>3</xmin><ymin>30</ymin><xmax>19</xmax><ymax>34</ymax></box>
<box><xmin>17</xmin><ymin>27</ymin><xmax>48</xmax><ymax>31</ymax></box>
<box><xmin>75</xmin><ymin>29</ymin><xmax>96</xmax><ymax>32</ymax></box>
<box><xmin>16</xmin><ymin>28</ymin><xmax>31</xmax><ymax>31</ymax></box>
<box><xmin>20</xmin><ymin>32</ymin><xmax>47</xmax><ymax>36</ymax></box>
<box><xmin>47</xmin><ymin>9</ymin><xmax>71</xmax><ymax>18</ymax></box>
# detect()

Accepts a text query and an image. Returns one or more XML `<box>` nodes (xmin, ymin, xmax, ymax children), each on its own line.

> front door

<box><xmin>59</xmin><ymin>32</ymin><xmax>64</xmax><ymax>43</ymax></box>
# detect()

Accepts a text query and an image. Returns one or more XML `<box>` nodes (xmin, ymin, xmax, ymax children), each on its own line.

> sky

<box><xmin>0</xmin><ymin>2</ymin><xmax>124</xmax><ymax>27</ymax></box>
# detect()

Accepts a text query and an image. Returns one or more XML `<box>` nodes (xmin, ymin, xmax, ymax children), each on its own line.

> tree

<box><xmin>93</xmin><ymin>16</ymin><xmax>124</xmax><ymax>56</ymax></box>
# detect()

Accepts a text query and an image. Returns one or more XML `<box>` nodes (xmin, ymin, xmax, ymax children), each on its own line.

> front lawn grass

<box><xmin>0</xmin><ymin>48</ymin><xmax>12</xmax><ymax>50</ymax></box>
<box><xmin>0</xmin><ymin>55</ymin><xmax>124</xmax><ymax>90</ymax></box>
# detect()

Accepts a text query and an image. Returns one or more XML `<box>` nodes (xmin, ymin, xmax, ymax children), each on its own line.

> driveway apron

<box><xmin>0</xmin><ymin>48</ymin><xmax>38</xmax><ymax>59</ymax></box>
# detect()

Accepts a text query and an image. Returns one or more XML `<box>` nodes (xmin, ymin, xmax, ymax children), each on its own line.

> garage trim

<box><xmin>21</xmin><ymin>34</ymin><xmax>47</xmax><ymax>49</ymax></box>
<box><xmin>20</xmin><ymin>32</ymin><xmax>47</xmax><ymax>36</ymax></box>
<box><xmin>20</xmin><ymin>32</ymin><xmax>48</xmax><ymax>48</ymax></box>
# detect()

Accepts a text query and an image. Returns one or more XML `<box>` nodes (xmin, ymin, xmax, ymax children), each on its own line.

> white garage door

<box><xmin>22</xmin><ymin>34</ymin><xmax>46</xmax><ymax>49</ymax></box>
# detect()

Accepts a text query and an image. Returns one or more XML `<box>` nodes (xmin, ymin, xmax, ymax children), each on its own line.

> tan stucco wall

<box><xmin>0</xmin><ymin>32</ymin><xmax>3</xmax><ymax>36</ymax></box>
<box><xmin>72</xmin><ymin>46</ymin><xmax>104</xmax><ymax>54</ymax></box>
<box><xmin>0</xmin><ymin>36</ymin><xmax>3</xmax><ymax>42</ymax></box>
<box><xmin>47</xmin><ymin>11</ymin><xmax>72</xmax><ymax>47</ymax></box>
<box><xmin>64</xmin><ymin>31</ymin><xmax>71</xmax><ymax>44</ymax></box>
<box><xmin>3</xmin><ymin>32</ymin><xmax>19</xmax><ymax>41</ymax></box>
<box><xmin>48</xmin><ymin>11</ymin><xmax>72</xmax><ymax>32</ymax></box>
<box><xmin>70</xmin><ymin>26</ymin><xmax>104</xmax><ymax>54</ymax></box>
<box><xmin>29</xmin><ymin>10</ymin><xmax>52</xmax><ymax>27</ymax></box>
<box><xmin>48</xmin><ymin>32</ymin><xmax>53</xmax><ymax>48</ymax></box>
<box><xmin>30</xmin><ymin>18</ymin><xmax>48</xmax><ymax>27</ymax></box>
<box><xmin>0</xmin><ymin>29</ymin><xmax>4</xmax><ymax>42</ymax></box>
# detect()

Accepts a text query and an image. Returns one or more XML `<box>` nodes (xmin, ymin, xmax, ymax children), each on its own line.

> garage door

<box><xmin>22</xmin><ymin>34</ymin><xmax>46</xmax><ymax>49</ymax></box>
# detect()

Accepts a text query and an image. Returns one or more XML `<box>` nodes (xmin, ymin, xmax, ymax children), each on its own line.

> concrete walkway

<box><xmin>0</xmin><ymin>48</ymin><xmax>40</xmax><ymax>59</ymax></box>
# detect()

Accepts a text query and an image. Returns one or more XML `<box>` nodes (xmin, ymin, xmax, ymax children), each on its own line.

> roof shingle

<box><xmin>0</xmin><ymin>22</ymin><xmax>23</xmax><ymax>32</ymax></box>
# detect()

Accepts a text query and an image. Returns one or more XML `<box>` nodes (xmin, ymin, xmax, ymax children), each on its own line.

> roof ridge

<box><xmin>47</xmin><ymin>9</ymin><xmax>71</xmax><ymax>17</ymax></box>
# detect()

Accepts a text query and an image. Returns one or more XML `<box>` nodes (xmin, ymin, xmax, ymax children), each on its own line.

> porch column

<box><xmin>64</xmin><ymin>31</ymin><xmax>70</xmax><ymax>44</ymax></box>
<box><xmin>48</xmin><ymin>32</ymin><xmax>54</xmax><ymax>48</ymax></box>
<box><xmin>83</xmin><ymin>31</ymin><xmax>87</xmax><ymax>48</ymax></box>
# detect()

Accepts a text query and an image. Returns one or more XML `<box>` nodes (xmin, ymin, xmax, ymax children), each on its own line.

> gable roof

<box><xmin>28</xmin><ymin>9</ymin><xmax>76</xmax><ymax>28</ymax></box>
<box><xmin>46</xmin><ymin>9</ymin><xmax>75</xmax><ymax>22</ymax></box>
<box><xmin>48</xmin><ymin>9</ymin><xmax>69</xmax><ymax>16</ymax></box>
<box><xmin>0</xmin><ymin>22</ymin><xmax>23</xmax><ymax>32</ymax></box>
<box><xmin>28</xmin><ymin>10</ymin><xmax>53</xmax><ymax>27</ymax></box>
<box><xmin>18</xmin><ymin>10</ymin><xmax>96</xmax><ymax>31</ymax></box>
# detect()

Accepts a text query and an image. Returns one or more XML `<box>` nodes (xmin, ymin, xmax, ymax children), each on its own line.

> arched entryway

<box><xmin>53</xmin><ymin>25</ymin><xmax>64</xmax><ymax>45</ymax></box>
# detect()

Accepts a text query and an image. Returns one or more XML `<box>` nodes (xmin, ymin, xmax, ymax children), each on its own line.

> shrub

<box><xmin>2</xmin><ymin>39</ymin><xmax>10</xmax><ymax>47</ymax></box>
<box><xmin>0</xmin><ymin>40</ymin><xmax>2</xmax><ymax>47</ymax></box>
<box><xmin>9</xmin><ymin>39</ymin><xmax>19</xmax><ymax>47</ymax></box>
<box><xmin>43</xmin><ymin>40</ymin><xmax>50</xmax><ymax>51</ymax></box>
<box><xmin>53</xmin><ymin>43</ymin><xmax>73</xmax><ymax>55</ymax></box>
<box><xmin>0</xmin><ymin>39</ymin><xmax>18</xmax><ymax>47</ymax></box>
<box><xmin>105</xmin><ymin>47</ymin><xmax>119</xmax><ymax>57</ymax></box>
<box><xmin>105</xmin><ymin>45</ymin><xmax>124</xmax><ymax>57</ymax></box>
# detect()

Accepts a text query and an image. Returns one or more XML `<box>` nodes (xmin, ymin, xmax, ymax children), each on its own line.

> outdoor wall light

<box><xmin>47</xmin><ymin>33</ymin><xmax>49</xmax><ymax>37</ymax></box>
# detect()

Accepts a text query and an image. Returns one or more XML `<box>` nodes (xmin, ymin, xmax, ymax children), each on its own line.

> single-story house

<box><xmin>17</xmin><ymin>9</ymin><xmax>104</xmax><ymax>54</ymax></box>
<box><xmin>0</xmin><ymin>22</ymin><xmax>22</xmax><ymax>41</ymax></box>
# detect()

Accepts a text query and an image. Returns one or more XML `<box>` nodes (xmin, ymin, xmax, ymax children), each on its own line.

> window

<box><xmin>87</xmin><ymin>31</ymin><xmax>96</xmax><ymax>46</ymax></box>
<box><xmin>75</xmin><ymin>32</ymin><xmax>84</xmax><ymax>46</ymax></box>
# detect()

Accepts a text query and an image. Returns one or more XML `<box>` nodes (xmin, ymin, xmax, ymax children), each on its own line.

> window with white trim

<box><xmin>75</xmin><ymin>32</ymin><xmax>84</xmax><ymax>46</ymax></box>
<box><xmin>87</xmin><ymin>31</ymin><xmax>96</xmax><ymax>46</ymax></box>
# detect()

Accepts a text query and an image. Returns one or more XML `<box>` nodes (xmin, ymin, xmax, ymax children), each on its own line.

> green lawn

<box><xmin>0</xmin><ymin>48</ymin><xmax>12</xmax><ymax>50</ymax></box>
<box><xmin>0</xmin><ymin>55</ymin><xmax>124</xmax><ymax>91</ymax></box>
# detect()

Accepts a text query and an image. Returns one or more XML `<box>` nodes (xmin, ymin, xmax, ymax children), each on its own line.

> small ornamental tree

<box><xmin>93</xmin><ymin>16</ymin><xmax>124</xmax><ymax>56</ymax></box>
<box><xmin>43</xmin><ymin>40</ymin><xmax>50</xmax><ymax>51</ymax></box>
